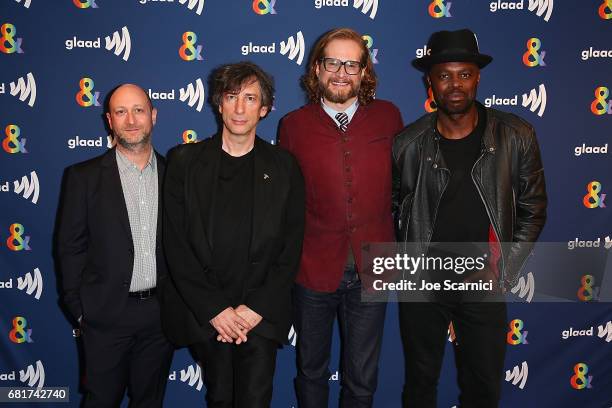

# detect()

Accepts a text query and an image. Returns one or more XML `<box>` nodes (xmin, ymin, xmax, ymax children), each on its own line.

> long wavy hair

<box><xmin>302</xmin><ymin>28</ymin><xmax>377</xmax><ymax>105</ymax></box>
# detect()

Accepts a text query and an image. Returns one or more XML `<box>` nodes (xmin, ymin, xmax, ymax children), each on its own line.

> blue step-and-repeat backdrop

<box><xmin>1</xmin><ymin>0</ymin><xmax>611</xmax><ymax>407</ymax></box>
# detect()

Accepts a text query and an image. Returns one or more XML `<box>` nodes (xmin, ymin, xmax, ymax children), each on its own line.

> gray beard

<box><xmin>115</xmin><ymin>131</ymin><xmax>151</xmax><ymax>152</ymax></box>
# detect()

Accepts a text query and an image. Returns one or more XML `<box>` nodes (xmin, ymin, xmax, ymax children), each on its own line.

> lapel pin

<box><xmin>263</xmin><ymin>173</ymin><xmax>270</xmax><ymax>180</ymax></box>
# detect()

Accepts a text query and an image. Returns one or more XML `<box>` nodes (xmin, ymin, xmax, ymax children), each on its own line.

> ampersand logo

<box><xmin>73</xmin><ymin>0</ymin><xmax>98</xmax><ymax>8</ymax></box>
<box><xmin>6</xmin><ymin>223</ymin><xmax>31</xmax><ymax>251</ymax></box>
<box><xmin>429</xmin><ymin>0</ymin><xmax>452</xmax><ymax>18</ymax></box>
<box><xmin>9</xmin><ymin>316</ymin><xmax>33</xmax><ymax>344</ymax></box>
<box><xmin>76</xmin><ymin>78</ymin><xmax>101</xmax><ymax>107</ymax></box>
<box><xmin>3</xmin><ymin>125</ymin><xmax>27</xmax><ymax>154</ymax></box>
<box><xmin>570</xmin><ymin>363</ymin><xmax>593</xmax><ymax>389</ymax></box>
<box><xmin>0</xmin><ymin>23</ymin><xmax>24</xmax><ymax>54</ymax></box>
<box><xmin>362</xmin><ymin>35</ymin><xmax>378</xmax><ymax>64</ymax></box>
<box><xmin>577</xmin><ymin>275</ymin><xmax>597</xmax><ymax>302</ymax></box>
<box><xmin>253</xmin><ymin>0</ymin><xmax>277</xmax><ymax>15</ymax></box>
<box><xmin>424</xmin><ymin>87</ymin><xmax>437</xmax><ymax>113</ymax></box>
<box><xmin>507</xmin><ymin>319</ymin><xmax>529</xmax><ymax>345</ymax></box>
<box><xmin>522</xmin><ymin>38</ymin><xmax>546</xmax><ymax>67</ymax></box>
<box><xmin>182</xmin><ymin>130</ymin><xmax>198</xmax><ymax>144</ymax></box>
<box><xmin>583</xmin><ymin>181</ymin><xmax>606</xmax><ymax>208</ymax></box>
<box><xmin>599</xmin><ymin>0</ymin><xmax>612</xmax><ymax>19</ymax></box>
<box><xmin>590</xmin><ymin>87</ymin><xmax>612</xmax><ymax>115</ymax></box>
<box><xmin>179</xmin><ymin>32</ymin><xmax>203</xmax><ymax>61</ymax></box>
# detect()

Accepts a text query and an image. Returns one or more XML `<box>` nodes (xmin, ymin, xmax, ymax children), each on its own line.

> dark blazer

<box><xmin>160</xmin><ymin>135</ymin><xmax>305</xmax><ymax>346</ymax></box>
<box><xmin>56</xmin><ymin>148</ymin><xmax>168</xmax><ymax>328</ymax></box>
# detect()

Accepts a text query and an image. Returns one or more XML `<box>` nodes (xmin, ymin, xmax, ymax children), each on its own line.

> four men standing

<box><xmin>57</xmin><ymin>28</ymin><xmax>546</xmax><ymax>408</ymax></box>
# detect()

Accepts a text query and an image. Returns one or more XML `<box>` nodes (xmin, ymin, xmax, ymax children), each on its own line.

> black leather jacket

<box><xmin>392</xmin><ymin>103</ymin><xmax>547</xmax><ymax>289</ymax></box>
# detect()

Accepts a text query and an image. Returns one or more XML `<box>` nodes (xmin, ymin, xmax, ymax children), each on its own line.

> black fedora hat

<box><xmin>412</xmin><ymin>29</ymin><xmax>492</xmax><ymax>72</ymax></box>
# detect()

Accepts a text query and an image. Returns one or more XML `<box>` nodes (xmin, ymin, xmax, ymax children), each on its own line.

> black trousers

<box><xmin>191</xmin><ymin>332</ymin><xmax>279</xmax><ymax>408</ymax></box>
<box><xmin>81</xmin><ymin>295</ymin><xmax>174</xmax><ymax>408</ymax></box>
<box><xmin>399</xmin><ymin>301</ymin><xmax>507</xmax><ymax>408</ymax></box>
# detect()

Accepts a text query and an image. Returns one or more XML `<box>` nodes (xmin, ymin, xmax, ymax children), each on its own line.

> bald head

<box><xmin>106</xmin><ymin>83</ymin><xmax>157</xmax><ymax>152</ymax></box>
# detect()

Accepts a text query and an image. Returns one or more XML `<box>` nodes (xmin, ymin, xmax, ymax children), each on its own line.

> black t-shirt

<box><xmin>430</xmin><ymin>106</ymin><xmax>490</xmax><ymax>246</ymax></box>
<box><xmin>211</xmin><ymin>148</ymin><xmax>254</xmax><ymax>305</ymax></box>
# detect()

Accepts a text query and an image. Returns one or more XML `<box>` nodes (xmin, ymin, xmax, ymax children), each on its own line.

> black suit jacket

<box><xmin>56</xmin><ymin>148</ymin><xmax>168</xmax><ymax>328</ymax></box>
<box><xmin>161</xmin><ymin>135</ymin><xmax>305</xmax><ymax>346</ymax></box>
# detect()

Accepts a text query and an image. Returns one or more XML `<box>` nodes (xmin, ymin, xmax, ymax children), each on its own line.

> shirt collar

<box><xmin>116</xmin><ymin>148</ymin><xmax>156</xmax><ymax>174</ymax></box>
<box><xmin>321</xmin><ymin>98</ymin><xmax>359</xmax><ymax>125</ymax></box>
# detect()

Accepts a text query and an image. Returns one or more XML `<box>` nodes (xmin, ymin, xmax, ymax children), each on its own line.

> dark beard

<box><xmin>115</xmin><ymin>131</ymin><xmax>151</xmax><ymax>151</ymax></box>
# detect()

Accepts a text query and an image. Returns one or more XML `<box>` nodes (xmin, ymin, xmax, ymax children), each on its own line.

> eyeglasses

<box><xmin>319</xmin><ymin>57</ymin><xmax>364</xmax><ymax>75</ymax></box>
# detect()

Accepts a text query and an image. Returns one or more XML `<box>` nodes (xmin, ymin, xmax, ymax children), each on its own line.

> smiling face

<box><xmin>316</xmin><ymin>38</ymin><xmax>364</xmax><ymax>109</ymax></box>
<box><xmin>428</xmin><ymin>61</ymin><xmax>480</xmax><ymax>115</ymax></box>
<box><xmin>219</xmin><ymin>78</ymin><xmax>268</xmax><ymax>140</ymax></box>
<box><xmin>106</xmin><ymin>84</ymin><xmax>156</xmax><ymax>150</ymax></box>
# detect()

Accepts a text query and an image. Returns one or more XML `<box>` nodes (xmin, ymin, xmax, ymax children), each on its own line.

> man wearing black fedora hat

<box><xmin>392</xmin><ymin>29</ymin><xmax>547</xmax><ymax>407</ymax></box>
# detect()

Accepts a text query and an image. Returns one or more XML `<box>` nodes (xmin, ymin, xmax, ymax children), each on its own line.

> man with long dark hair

<box><xmin>279</xmin><ymin>28</ymin><xmax>403</xmax><ymax>408</ymax></box>
<box><xmin>162</xmin><ymin>62</ymin><xmax>305</xmax><ymax>407</ymax></box>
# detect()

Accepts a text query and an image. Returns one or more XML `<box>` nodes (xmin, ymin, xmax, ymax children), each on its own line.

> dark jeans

<box><xmin>293</xmin><ymin>266</ymin><xmax>387</xmax><ymax>408</ymax></box>
<box><xmin>399</xmin><ymin>301</ymin><xmax>507</xmax><ymax>408</ymax></box>
<box><xmin>81</xmin><ymin>295</ymin><xmax>174</xmax><ymax>408</ymax></box>
<box><xmin>191</xmin><ymin>332</ymin><xmax>278</xmax><ymax>408</ymax></box>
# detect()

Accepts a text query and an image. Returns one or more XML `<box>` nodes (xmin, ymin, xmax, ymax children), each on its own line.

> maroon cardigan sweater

<box><xmin>279</xmin><ymin>100</ymin><xmax>403</xmax><ymax>292</ymax></box>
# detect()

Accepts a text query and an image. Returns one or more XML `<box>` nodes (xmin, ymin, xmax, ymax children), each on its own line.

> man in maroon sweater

<box><xmin>279</xmin><ymin>27</ymin><xmax>403</xmax><ymax>408</ymax></box>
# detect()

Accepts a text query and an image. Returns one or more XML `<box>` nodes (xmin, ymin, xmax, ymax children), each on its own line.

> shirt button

<box><xmin>344</xmin><ymin>151</ymin><xmax>350</xmax><ymax>157</ymax></box>
<box><xmin>433</xmin><ymin>163</ymin><xmax>438</xmax><ymax>169</ymax></box>
<box><xmin>342</xmin><ymin>137</ymin><xmax>349</xmax><ymax>143</ymax></box>
<box><xmin>350</xmin><ymin>226</ymin><xmax>357</xmax><ymax>233</ymax></box>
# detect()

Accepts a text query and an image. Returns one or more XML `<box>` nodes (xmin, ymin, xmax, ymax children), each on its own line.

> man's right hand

<box><xmin>210</xmin><ymin>307</ymin><xmax>251</xmax><ymax>344</ymax></box>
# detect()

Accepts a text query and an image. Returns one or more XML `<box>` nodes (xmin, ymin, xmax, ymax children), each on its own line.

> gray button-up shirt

<box><xmin>116</xmin><ymin>149</ymin><xmax>158</xmax><ymax>292</ymax></box>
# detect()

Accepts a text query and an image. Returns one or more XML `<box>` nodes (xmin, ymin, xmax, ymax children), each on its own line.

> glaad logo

<box><xmin>279</xmin><ymin>31</ymin><xmax>305</xmax><ymax>65</ymax></box>
<box><xmin>139</xmin><ymin>0</ymin><xmax>205</xmax><ymax>16</ymax></box>
<box><xmin>179</xmin><ymin>78</ymin><xmax>205</xmax><ymax>112</ymax></box>
<box><xmin>522</xmin><ymin>38</ymin><xmax>546</xmax><ymax>67</ymax></box>
<box><xmin>253</xmin><ymin>0</ymin><xmax>276</xmax><ymax>15</ymax></box>
<box><xmin>14</xmin><ymin>0</ymin><xmax>32</xmax><ymax>9</ymax></box>
<box><xmin>505</xmin><ymin>361</ymin><xmax>528</xmax><ymax>389</ymax></box>
<box><xmin>590</xmin><ymin>86</ymin><xmax>612</xmax><ymax>115</ymax></box>
<box><xmin>65</xmin><ymin>27</ymin><xmax>131</xmax><ymax>62</ymax></box>
<box><xmin>599</xmin><ymin>0</ymin><xmax>612</xmax><ymax>19</ymax></box>
<box><xmin>577</xmin><ymin>275</ymin><xmax>600</xmax><ymax>302</ymax></box>
<box><xmin>570</xmin><ymin>363</ymin><xmax>593</xmax><ymax>390</ymax></box>
<box><xmin>415</xmin><ymin>45</ymin><xmax>431</xmax><ymax>59</ymax></box>
<box><xmin>105</xmin><ymin>26</ymin><xmax>131</xmax><ymax>61</ymax></box>
<box><xmin>179</xmin><ymin>32</ymin><xmax>203</xmax><ymax>61</ymax></box>
<box><xmin>20</xmin><ymin>360</ymin><xmax>44</xmax><ymax>388</ymax></box>
<box><xmin>597</xmin><ymin>321</ymin><xmax>612</xmax><ymax>342</ymax></box>
<box><xmin>288</xmin><ymin>325</ymin><xmax>297</xmax><ymax>347</ymax></box>
<box><xmin>429</xmin><ymin>0</ymin><xmax>452</xmax><ymax>18</ymax></box>
<box><xmin>1</xmin><ymin>72</ymin><xmax>37</xmax><ymax>107</ymax></box>
<box><xmin>510</xmin><ymin>272</ymin><xmax>535</xmax><ymax>303</ymax></box>
<box><xmin>362</xmin><ymin>35</ymin><xmax>378</xmax><ymax>64</ymax></box>
<box><xmin>9</xmin><ymin>316</ymin><xmax>33</xmax><ymax>343</ymax></box>
<box><xmin>314</xmin><ymin>0</ymin><xmax>378</xmax><ymax>20</ymax></box>
<box><xmin>574</xmin><ymin>143</ymin><xmax>608</xmax><ymax>156</ymax></box>
<box><xmin>581</xmin><ymin>47</ymin><xmax>612</xmax><ymax>61</ymax></box>
<box><xmin>68</xmin><ymin>135</ymin><xmax>114</xmax><ymax>149</ymax></box>
<box><xmin>182</xmin><ymin>130</ymin><xmax>198</xmax><ymax>144</ymax></box>
<box><xmin>489</xmin><ymin>0</ymin><xmax>554</xmax><ymax>22</ymax></box>
<box><xmin>179</xmin><ymin>364</ymin><xmax>204</xmax><ymax>391</ymax></box>
<box><xmin>567</xmin><ymin>237</ymin><xmax>611</xmax><ymax>250</ymax></box>
<box><xmin>0</xmin><ymin>23</ymin><xmax>24</xmax><ymax>54</ymax></box>
<box><xmin>582</xmin><ymin>181</ymin><xmax>606</xmax><ymax>208</ymax></box>
<box><xmin>2</xmin><ymin>268</ymin><xmax>43</xmax><ymax>300</ymax></box>
<box><xmin>76</xmin><ymin>78</ymin><xmax>101</xmax><ymax>108</ymax></box>
<box><xmin>507</xmin><ymin>319</ymin><xmax>529</xmax><ymax>345</ymax></box>
<box><xmin>3</xmin><ymin>124</ymin><xmax>27</xmax><ymax>154</ymax></box>
<box><xmin>6</xmin><ymin>223</ymin><xmax>31</xmax><ymax>251</ymax></box>
<box><xmin>484</xmin><ymin>84</ymin><xmax>546</xmax><ymax>117</ymax></box>
<box><xmin>18</xmin><ymin>268</ymin><xmax>43</xmax><ymax>299</ymax></box>
<box><xmin>73</xmin><ymin>0</ymin><xmax>98</xmax><ymax>8</ymax></box>
<box><xmin>7</xmin><ymin>171</ymin><xmax>40</xmax><ymax>204</ymax></box>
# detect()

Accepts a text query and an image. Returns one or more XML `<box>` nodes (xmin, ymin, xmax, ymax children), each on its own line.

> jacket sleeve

<box><xmin>56</xmin><ymin>166</ymin><xmax>87</xmax><ymax>322</ymax></box>
<box><xmin>245</xmin><ymin>157</ymin><xmax>305</xmax><ymax>323</ymax></box>
<box><xmin>163</xmin><ymin>146</ymin><xmax>231</xmax><ymax>326</ymax></box>
<box><xmin>504</xmin><ymin>127</ymin><xmax>547</xmax><ymax>288</ymax></box>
